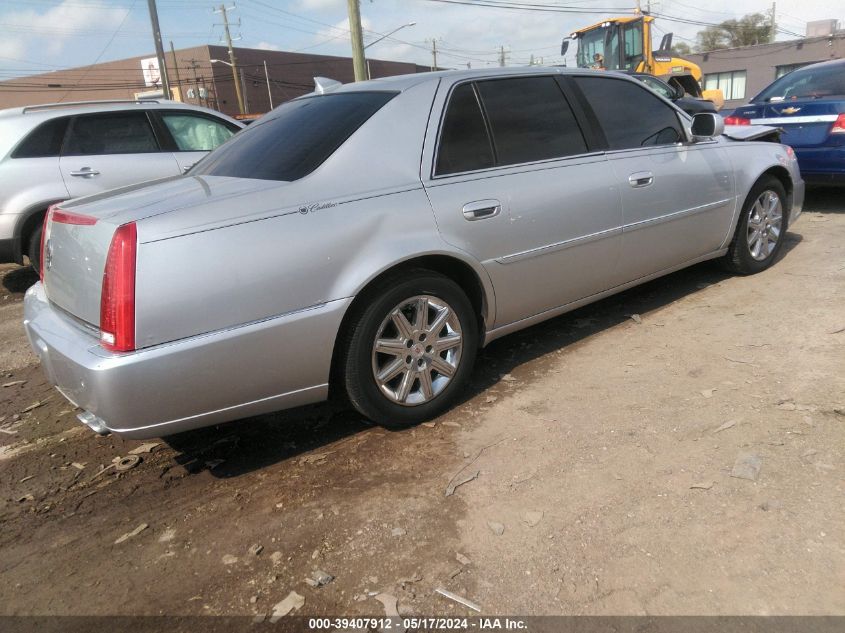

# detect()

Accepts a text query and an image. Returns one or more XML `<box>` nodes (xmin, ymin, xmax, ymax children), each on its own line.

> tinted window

<box><xmin>64</xmin><ymin>112</ymin><xmax>159</xmax><ymax>155</ymax></box>
<box><xmin>753</xmin><ymin>62</ymin><xmax>845</xmax><ymax>102</ymax></box>
<box><xmin>161</xmin><ymin>113</ymin><xmax>236</xmax><ymax>151</ymax></box>
<box><xmin>12</xmin><ymin>117</ymin><xmax>69</xmax><ymax>158</ymax></box>
<box><xmin>476</xmin><ymin>77</ymin><xmax>587</xmax><ymax>166</ymax></box>
<box><xmin>575</xmin><ymin>76</ymin><xmax>683</xmax><ymax>149</ymax></box>
<box><xmin>435</xmin><ymin>83</ymin><xmax>494</xmax><ymax>176</ymax></box>
<box><xmin>193</xmin><ymin>91</ymin><xmax>396</xmax><ymax>182</ymax></box>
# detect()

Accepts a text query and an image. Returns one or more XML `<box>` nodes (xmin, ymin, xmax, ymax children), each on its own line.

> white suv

<box><xmin>0</xmin><ymin>99</ymin><xmax>243</xmax><ymax>272</ymax></box>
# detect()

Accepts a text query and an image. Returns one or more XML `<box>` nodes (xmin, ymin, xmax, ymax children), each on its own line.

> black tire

<box><xmin>720</xmin><ymin>176</ymin><xmax>788</xmax><ymax>275</ymax></box>
<box><xmin>341</xmin><ymin>269</ymin><xmax>478</xmax><ymax>429</ymax></box>
<box><xmin>28</xmin><ymin>223</ymin><xmax>43</xmax><ymax>276</ymax></box>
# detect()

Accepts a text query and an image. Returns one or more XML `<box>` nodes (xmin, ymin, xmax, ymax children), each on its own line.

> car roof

<box><xmin>329</xmin><ymin>66</ymin><xmax>616</xmax><ymax>94</ymax></box>
<box><xmin>0</xmin><ymin>100</ymin><xmax>242</xmax><ymax>126</ymax></box>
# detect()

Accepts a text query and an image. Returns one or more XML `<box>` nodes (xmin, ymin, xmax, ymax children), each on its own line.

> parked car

<box><xmin>725</xmin><ymin>58</ymin><xmax>845</xmax><ymax>185</ymax></box>
<box><xmin>24</xmin><ymin>68</ymin><xmax>803</xmax><ymax>438</ymax></box>
<box><xmin>629</xmin><ymin>72</ymin><xmax>718</xmax><ymax>116</ymax></box>
<box><xmin>0</xmin><ymin>99</ymin><xmax>243</xmax><ymax>273</ymax></box>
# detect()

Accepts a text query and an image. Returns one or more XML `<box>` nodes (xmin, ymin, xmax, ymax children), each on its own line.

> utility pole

<box><xmin>346</xmin><ymin>0</ymin><xmax>367</xmax><ymax>81</ymax></box>
<box><xmin>146</xmin><ymin>0</ymin><xmax>171</xmax><ymax>98</ymax></box>
<box><xmin>499</xmin><ymin>45</ymin><xmax>506</xmax><ymax>67</ymax></box>
<box><xmin>182</xmin><ymin>58</ymin><xmax>202</xmax><ymax>105</ymax></box>
<box><xmin>215</xmin><ymin>4</ymin><xmax>245</xmax><ymax>114</ymax></box>
<box><xmin>431</xmin><ymin>39</ymin><xmax>438</xmax><ymax>70</ymax></box>
<box><xmin>263</xmin><ymin>60</ymin><xmax>274</xmax><ymax>109</ymax></box>
<box><xmin>169</xmin><ymin>41</ymin><xmax>182</xmax><ymax>101</ymax></box>
<box><xmin>240</xmin><ymin>68</ymin><xmax>250</xmax><ymax>114</ymax></box>
<box><xmin>770</xmin><ymin>2</ymin><xmax>777</xmax><ymax>43</ymax></box>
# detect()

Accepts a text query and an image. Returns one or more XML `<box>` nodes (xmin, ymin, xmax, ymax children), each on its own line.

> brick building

<box><xmin>0</xmin><ymin>45</ymin><xmax>431</xmax><ymax>115</ymax></box>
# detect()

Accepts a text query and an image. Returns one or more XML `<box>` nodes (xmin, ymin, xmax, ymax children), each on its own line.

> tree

<box><xmin>672</xmin><ymin>41</ymin><xmax>693</xmax><ymax>56</ymax></box>
<box><xmin>695</xmin><ymin>12</ymin><xmax>773</xmax><ymax>52</ymax></box>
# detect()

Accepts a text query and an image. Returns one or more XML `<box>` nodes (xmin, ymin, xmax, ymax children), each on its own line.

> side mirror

<box><xmin>691</xmin><ymin>112</ymin><xmax>725</xmax><ymax>139</ymax></box>
<box><xmin>672</xmin><ymin>83</ymin><xmax>685</xmax><ymax>100</ymax></box>
<box><xmin>561</xmin><ymin>39</ymin><xmax>569</xmax><ymax>56</ymax></box>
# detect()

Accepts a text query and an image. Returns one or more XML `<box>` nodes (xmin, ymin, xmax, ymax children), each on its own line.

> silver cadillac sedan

<box><xmin>24</xmin><ymin>67</ymin><xmax>804</xmax><ymax>438</ymax></box>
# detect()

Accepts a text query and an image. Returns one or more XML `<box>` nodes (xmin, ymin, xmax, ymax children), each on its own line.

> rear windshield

<box><xmin>754</xmin><ymin>63</ymin><xmax>845</xmax><ymax>103</ymax></box>
<box><xmin>191</xmin><ymin>91</ymin><xmax>397</xmax><ymax>181</ymax></box>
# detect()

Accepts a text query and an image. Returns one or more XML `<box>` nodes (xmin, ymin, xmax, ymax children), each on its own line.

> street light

<box><xmin>364</xmin><ymin>22</ymin><xmax>416</xmax><ymax>79</ymax></box>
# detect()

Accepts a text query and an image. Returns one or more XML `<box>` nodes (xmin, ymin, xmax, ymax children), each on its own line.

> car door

<box><xmin>570</xmin><ymin>75</ymin><xmax>735</xmax><ymax>282</ymax></box>
<box><xmin>59</xmin><ymin>111</ymin><xmax>181</xmax><ymax>199</ymax></box>
<box><xmin>155</xmin><ymin>110</ymin><xmax>239</xmax><ymax>173</ymax></box>
<box><xmin>422</xmin><ymin>75</ymin><xmax>623</xmax><ymax>328</ymax></box>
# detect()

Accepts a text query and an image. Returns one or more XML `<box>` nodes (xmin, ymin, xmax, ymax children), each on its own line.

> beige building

<box><xmin>0</xmin><ymin>45</ymin><xmax>431</xmax><ymax>116</ymax></box>
<box><xmin>687</xmin><ymin>19</ymin><xmax>845</xmax><ymax>110</ymax></box>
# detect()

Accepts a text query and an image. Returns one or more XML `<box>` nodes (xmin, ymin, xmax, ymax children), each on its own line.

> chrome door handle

<box><xmin>628</xmin><ymin>171</ymin><xmax>653</xmax><ymax>188</ymax></box>
<box><xmin>70</xmin><ymin>167</ymin><xmax>100</xmax><ymax>178</ymax></box>
<box><xmin>462</xmin><ymin>199</ymin><xmax>501</xmax><ymax>221</ymax></box>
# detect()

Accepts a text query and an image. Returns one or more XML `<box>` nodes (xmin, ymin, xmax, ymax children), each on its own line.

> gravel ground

<box><xmin>0</xmin><ymin>189</ymin><xmax>843</xmax><ymax>618</ymax></box>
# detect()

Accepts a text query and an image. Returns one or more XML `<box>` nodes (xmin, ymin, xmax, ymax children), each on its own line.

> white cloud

<box><xmin>0</xmin><ymin>0</ymin><xmax>131</xmax><ymax>71</ymax></box>
<box><xmin>255</xmin><ymin>41</ymin><xmax>281</xmax><ymax>51</ymax></box>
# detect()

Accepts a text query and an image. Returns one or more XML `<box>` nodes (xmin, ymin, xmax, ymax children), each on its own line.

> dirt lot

<box><xmin>1</xmin><ymin>190</ymin><xmax>843</xmax><ymax>618</ymax></box>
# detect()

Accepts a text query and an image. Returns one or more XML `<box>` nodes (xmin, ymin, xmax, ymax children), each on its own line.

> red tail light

<box><xmin>831</xmin><ymin>113</ymin><xmax>845</xmax><ymax>134</ymax></box>
<box><xmin>724</xmin><ymin>116</ymin><xmax>751</xmax><ymax>126</ymax></box>
<box><xmin>100</xmin><ymin>222</ymin><xmax>137</xmax><ymax>353</ymax></box>
<box><xmin>52</xmin><ymin>209</ymin><xmax>98</xmax><ymax>225</ymax></box>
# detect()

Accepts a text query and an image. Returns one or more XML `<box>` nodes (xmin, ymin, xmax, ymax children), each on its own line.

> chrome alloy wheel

<box><xmin>747</xmin><ymin>190</ymin><xmax>783</xmax><ymax>261</ymax></box>
<box><xmin>371</xmin><ymin>295</ymin><xmax>463</xmax><ymax>406</ymax></box>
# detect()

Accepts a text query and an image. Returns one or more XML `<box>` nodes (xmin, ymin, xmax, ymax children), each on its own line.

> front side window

<box><xmin>435</xmin><ymin>83</ymin><xmax>494</xmax><ymax>176</ymax></box>
<box><xmin>475</xmin><ymin>77</ymin><xmax>587</xmax><ymax>166</ymax></box>
<box><xmin>575</xmin><ymin>76</ymin><xmax>683</xmax><ymax>149</ymax></box>
<box><xmin>620</xmin><ymin>20</ymin><xmax>644</xmax><ymax>71</ymax></box>
<box><xmin>12</xmin><ymin>117</ymin><xmax>69</xmax><ymax>158</ymax></box>
<box><xmin>64</xmin><ymin>112</ymin><xmax>159</xmax><ymax>156</ymax></box>
<box><xmin>193</xmin><ymin>91</ymin><xmax>396</xmax><ymax>182</ymax></box>
<box><xmin>161</xmin><ymin>113</ymin><xmax>236</xmax><ymax>151</ymax></box>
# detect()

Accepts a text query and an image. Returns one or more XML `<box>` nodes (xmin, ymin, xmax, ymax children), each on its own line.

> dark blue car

<box><xmin>725</xmin><ymin>59</ymin><xmax>845</xmax><ymax>185</ymax></box>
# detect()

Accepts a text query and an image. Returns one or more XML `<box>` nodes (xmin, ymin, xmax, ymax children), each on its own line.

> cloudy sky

<box><xmin>0</xmin><ymin>0</ymin><xmax>840</xmax><ymax>79</ymax></box>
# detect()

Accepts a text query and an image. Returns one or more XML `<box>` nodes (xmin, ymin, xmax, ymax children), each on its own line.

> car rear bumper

<box><xmin>23</xmin><ymin>282</ymin><xmax>350</xmax><ymax>439</ymax></box>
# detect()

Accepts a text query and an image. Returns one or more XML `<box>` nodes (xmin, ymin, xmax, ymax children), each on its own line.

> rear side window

<box><xmin>12</xmin><ymin>117</ymin><xmax>69</xmax><ymax>158</ymax></box>
<box><xmin>64</xmin><ymin>112</ymin><xmax>159</xmax><ymax>155</ymax></box>
<box><xmin>161</xmin><ymin>113</ymin><xmax>236</xmax><ymax>151</ymax></box>
<box><xmin>193</xmin><ymin>91</ymin><xmax>396</xmax><ymax>182</ymax></box>
<box><xmin>575</xmin><ymin>76</ymin><xmax>683</xmax><ymax>149</ymax></box>
<box><xmin>476</xmin><ymin>76</ymin><xmax>587</xmax><ymax>166</ymax></box>
<box><xmin>435</xmin><ymin>83</ymin><xmax>495</xmax><ymax>176</ymax></box>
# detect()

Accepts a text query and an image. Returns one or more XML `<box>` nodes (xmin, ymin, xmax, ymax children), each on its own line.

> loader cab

<box><xmin>571</xmin><ymin>18</ymin><xmax>645</xmax><ymax>72</ymax></box>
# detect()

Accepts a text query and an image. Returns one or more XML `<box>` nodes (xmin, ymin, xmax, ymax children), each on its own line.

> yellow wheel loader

<box><xmin>562</xmin><ymin>15</ymin><xmax>724</xmax><ymax>109</ymax></box>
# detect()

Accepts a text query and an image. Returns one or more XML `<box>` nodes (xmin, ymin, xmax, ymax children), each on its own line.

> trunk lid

<box><xmin>732</xmin><ymin>99</ymin><xmax>842</xmax><ymax>147</ymax></box>
<box><xmin>42</xmin><ymin>175</ymin><xmax>285</xmax><ymax>329</ymax></box>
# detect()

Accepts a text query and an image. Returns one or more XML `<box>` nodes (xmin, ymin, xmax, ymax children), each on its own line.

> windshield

<box><xmin>754</xmin><ymin>63</ymin><xmax>845</xmax><ymax>102</ymax></box>
<box><xmin>576</xmin><ymin>28</ymin><xmax>608</xmax><ymax>69</ymax></box>
<box><xmin>191</xmin><ymin>91</ymin><xmax>397</xmax><ymax>181</ymax></box>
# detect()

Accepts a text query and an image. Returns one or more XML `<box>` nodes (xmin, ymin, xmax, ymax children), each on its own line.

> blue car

<box><xmin>726</xmin><ymin>59</ymin><xmax>845</xmax><ymax>185</ymax></box>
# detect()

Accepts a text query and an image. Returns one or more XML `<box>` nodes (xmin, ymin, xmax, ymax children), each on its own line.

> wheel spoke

<box><xmin>414</xmin><ymin>297</ymin><xmax>429</xmax><ymax>330</ymax></box>
<box><xmin>395</xmin><ymin>369</ymin><xmax>414</xmax><ymax>403</ymax></box>
<box><xmin>430</xmin><ymin>355</ymin><xmax>456</xmax><ymax>377</ymax></box>
<box><xmin>375</xmin><ymin>338</ymin><xmax>407</xmax><ymax>357</ymax></box>
<box><xmin>435</xmin><ymin>332</ymin><xmax>462</xmax><ymax>352</ymax></box>
<box><xmin>391</xmin><ymin>310</ymin><xmax>414</xmax><ymax>340</ymax></box>
<box><xmin>418</xmin><ymin>369</ymin><xmax>434</xmax><ymax>399</ymax></box>
<box><xmin>377</xmin><ymin>357</ymin><xmax>405</xmax><ymax>383</ymax></box>
<box><xmin>427</xmin><ymin>305</ymin><xmax>450</xmax><ymax>337</ymax></box>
